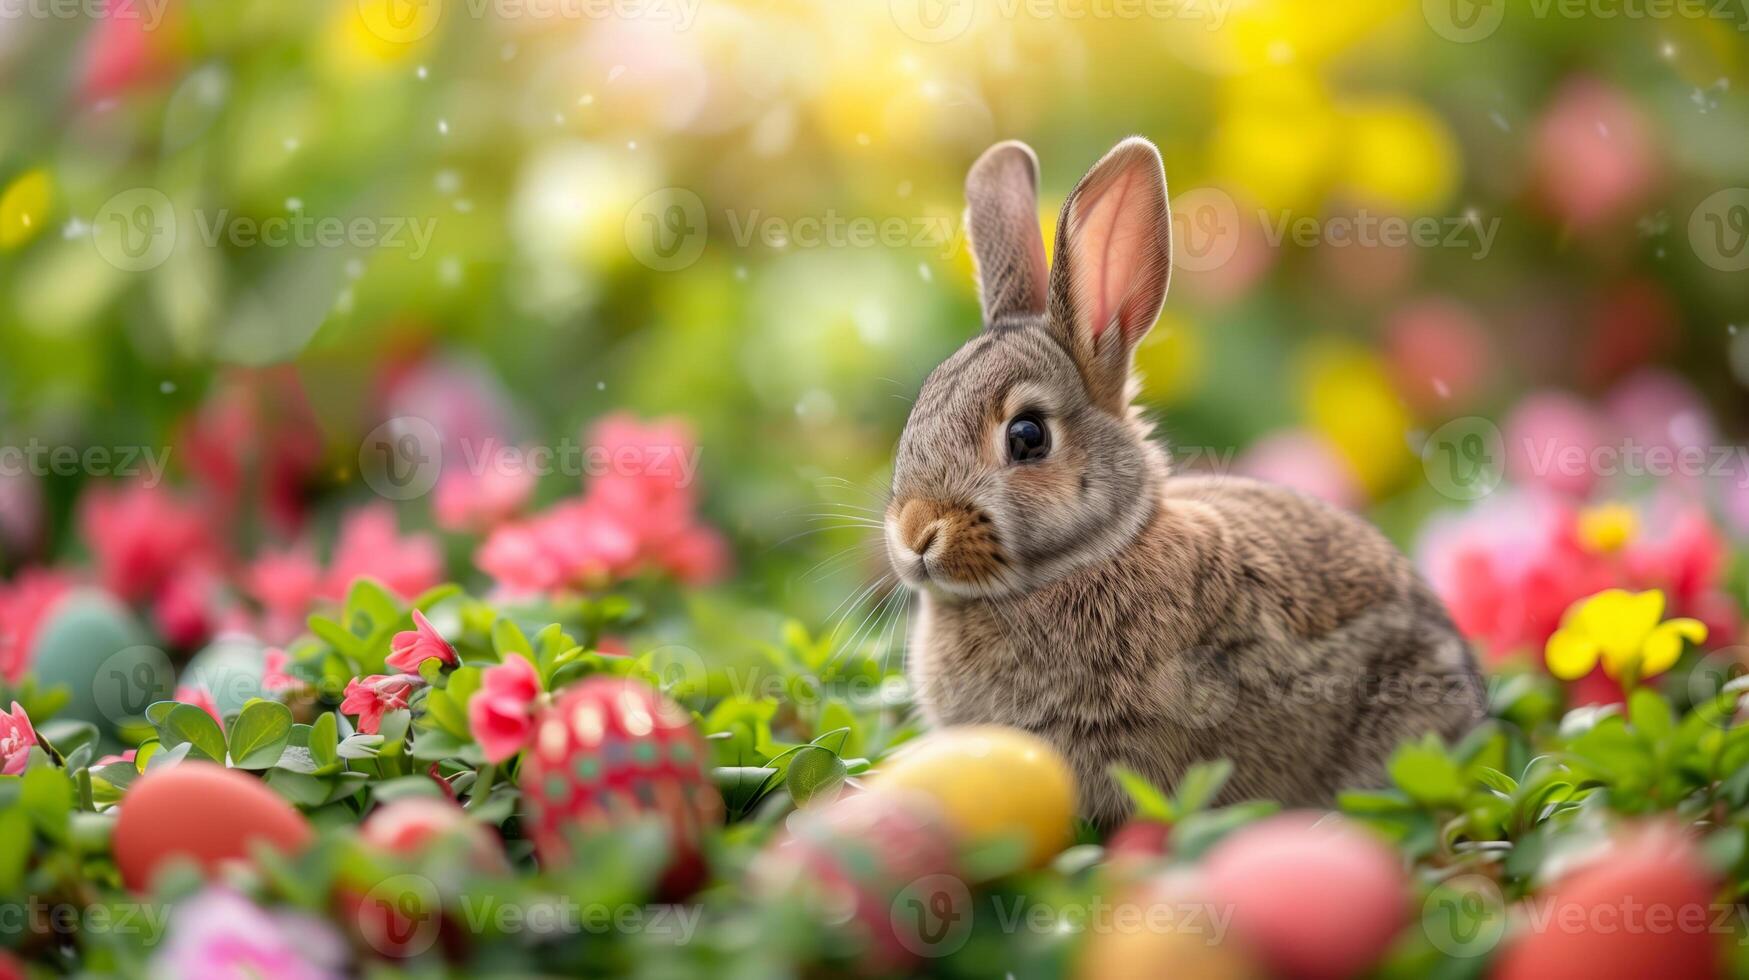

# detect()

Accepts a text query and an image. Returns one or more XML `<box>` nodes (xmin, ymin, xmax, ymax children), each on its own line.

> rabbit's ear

<box><xmin>965</xmin><ymin>140</ymin><xmax>1049</xmax><ymax>327</ymax></box>
<box><xmin>1047</xmin><ymin>137</ymin><xmax>1172</xmax><ymax>412</ymax></box>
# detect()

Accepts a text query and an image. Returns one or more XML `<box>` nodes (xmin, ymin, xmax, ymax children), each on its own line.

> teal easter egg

<box><xmin>182</xmin><ymin>636</ymin><xmax>267</xmax><ymax>716</ymax></box>
<box><xmin>31</xmin><ymin>591</ymin><xmax>172</xmax><ymax>734</ymax></box>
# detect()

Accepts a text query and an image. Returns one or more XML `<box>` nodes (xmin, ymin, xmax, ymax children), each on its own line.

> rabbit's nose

<box><xmin>909</xmin><ymin>522</ymin><xmax>941</xmax><ymax>556</ymax></box>
<box><xmin>894</xmin><ymin>499</ymin><xmax>945</xmax><ymax>556</ymax></box>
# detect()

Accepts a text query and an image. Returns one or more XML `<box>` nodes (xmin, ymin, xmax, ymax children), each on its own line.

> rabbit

<box><xmin>885</xmin><ymin>137</ymin><xmax>1487</xmax><ymax>828</ymax></box>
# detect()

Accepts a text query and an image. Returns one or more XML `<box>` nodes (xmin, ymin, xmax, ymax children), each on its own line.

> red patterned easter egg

<box><xmin>753</xmin><ymin>791</ymin><xmax>967</xmax><ymax>972</ymax></box>
<box><xmin>519</xmin><ymin>676</ymin><xmax>721</xmax><ymax>890</ymax></box>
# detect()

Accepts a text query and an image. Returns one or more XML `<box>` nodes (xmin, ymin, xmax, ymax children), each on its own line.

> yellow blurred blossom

<box><xmin>325</xmin><ymin>0</ymin><xmax>437</xmax><ymax>75</ymax></box>
<box><xmin>1339</xmin><ymin>97</ymin><xmax>1460</xmax><ymax>211</ymax></box>
<box><xmin>0</xmin><ymin>169</ymin><xmax>52</xmax><ymax>250</ymax></box>
<box><xmin>1545</xmin><ymin>589</ymin><xmax>1706</xmax><ymax>683</ymax></box>
<box><xmin>1135</xmin><ymin>312</ymin><xmax>1205</xmax><ymax>405</ymax></box>
<box><xmin>1297</xmin><ymin>341</ymin><xmax>1411</xmax><ymax>495</ymax></box>
<box><xmin>1577</xmin><ymin>503</ymin><xmax>1638</xmax><ymax>554</ymax></box>
<box><xmin>1210</xmin><ymin>68</ymin><xmax>1339</xmax><ymax>212</ymax></box>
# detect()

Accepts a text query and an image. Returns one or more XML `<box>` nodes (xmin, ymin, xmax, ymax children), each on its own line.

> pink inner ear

<box><xmin>1071</xmin><ymin>167</ymin><xmax>1149</xmax><ymax>343</ymax></box>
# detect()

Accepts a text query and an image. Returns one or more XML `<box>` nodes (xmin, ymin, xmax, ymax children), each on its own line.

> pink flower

<box><xmin>78</xmin><ymin>481</ymin><xmax>217</xmax><ymax>603</ymax></box>
<box><xmin>341</xmin><ymin>674</ymin><xmax>423</xmax><ymax>735</ymax></box>
<box><xmin>1236</xmin><ymin>430</ymin><xmax>1361</xmax><ymax>510</ymax></box>
<box><xmin>1503</xmin><ymin>391</ymin><xmax>1609</xmax><ymax>498</ymax></box>
<box><xmin>323</xmin><ymin>505</ymin><xmax>443</xmax><ymax>603</ymax></box>
<box><xmin>80</xmin><ymin>0</ymin><xmax>177</xmax><ymax>102</ymax></box>
<box><xmin>387</xmin><ymin>609</ymin><xmax>457</xmax><ymax>673</ymax></box>
<box><xmin>0</xmin><ymin>569</ymin><xmax>74</xmax><ymax>683</ymax></box>
<box><xmin>261</xmin><ymin>648</ymin><xmax>299</xmax><ymax>696</ymax></box>
<box><xmin>1383</xmin><ymin>298</ymin><xmax>1493</xmax><ymax>412</ymax></box>
<box><xmin>246</xmin><ymin>546</ymin><xmax>324</xmax><ymax>620</ymax></box>
<box><xmin>152</xmin><ymin>887</ymin><xmax>344</xmax><ymax>980</ymax></box>
<box><xmin>1532</xmin><ymin>76</ymin><xmax>1660</xmax><ymax>229</ymax></box>
<box><xmin>468</xmin><ymin>655</ymin><xmax>542</xmax><ymax>763</ymax></box>
<box><xmin>175</xmin><ymin>685</ymin><xmax>225</xmax><ymax>732</ymax></box>
<box><xmin>0</xmin><ymin>702</ymin><xmax>37</xmax><ymax>776</ymax></box>
<box><xmin>153</xmin><ymin>565</ymin><xmax>236</xmax><ymax>650</ymax></box>
<box><xmin>95</xmin><ymin>748</ymin><xmax>137</xmax><ymax>768</ymax></box>
<box><xmin>433</xmin><ymin>459</ymin><xmax>536</xmax><ymax>532</ymax></box>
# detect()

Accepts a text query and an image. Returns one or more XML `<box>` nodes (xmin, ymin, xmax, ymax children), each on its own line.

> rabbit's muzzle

<box><xmin>886</xmin><ymin>498</ymin><xmax>1008</xmax><ymax>590</ymax></box>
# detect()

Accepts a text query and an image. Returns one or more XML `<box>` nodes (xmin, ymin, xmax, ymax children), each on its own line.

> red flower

<box><xmin>323</xmin><ymin>506</ymin><xmax>443</xmax><ymax>604</ymax></box>
<box><xmin>78</xmin><ymin>481</ymin><xmax>217</xmax><ymax>603</ymax></box>
<box><xmin>0</xmin><ymin>569</ymin><xmax>74</xmax><ymax>683</ymax></box>
<box><xmin>341</xmin><ymin>674</ymin><xmax>423</xmax><ymax>735</ymax></box>
<box><xmin>386</xmin><ymin>610</ymin><xmax>457</xmax><ymax>673</ymax></box>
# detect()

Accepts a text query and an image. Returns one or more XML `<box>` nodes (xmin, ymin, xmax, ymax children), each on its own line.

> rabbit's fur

<box><xmin>887</xmin><ymin>138</ymin><xmax>1485</xmax><ymax>827</ymax></box>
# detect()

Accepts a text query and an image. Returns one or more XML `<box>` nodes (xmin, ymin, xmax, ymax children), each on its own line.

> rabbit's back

<box><xmin>907</xmin><ymin>474</ymin><xmax>1485</xmax><ymax>826</ymax></box>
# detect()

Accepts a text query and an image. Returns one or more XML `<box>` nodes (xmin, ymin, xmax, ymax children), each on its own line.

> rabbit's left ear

<box><xmin>965</xmin><ymin>140</ymin><xmax>1049</xmax><ymax>327</ymax></box>
<box><xmin>1047</xmin><ymin>137</ymin><xmax>1172</xmax><ymax>413</ymax></box>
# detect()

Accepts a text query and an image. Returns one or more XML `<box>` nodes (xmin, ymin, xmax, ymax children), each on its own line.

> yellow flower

<box><xmin>1576</xmin><ymin>503</ymin><xmax>1638</xmax><ymax>554</ymax></box>
<box><xmin>1545</xmin><ymin>589</ymin><xmax>1706</xmax><ymax>682</ymax></box>
<box><xmin>0</xmin><ymin>168</ymin><xmax>52</xmax><ymax>250</ymax></box>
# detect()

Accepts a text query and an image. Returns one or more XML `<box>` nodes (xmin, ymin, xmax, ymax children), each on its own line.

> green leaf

<box><xmin>0</xmin><ymin>809</ymin><xmax>28</xmax><ymax>894</ymax></box>
<box><xmin>1110</xmin><ymin>765</ymin><xmax>1176</xmax><ymax>822</ymax></box>
<box><xmin>1628</xmin><ymin>688</ymin><xmax>1675</xmax><ymax>743</ymax></box>
<box><xmin>1474</xmin><ymin>766</ymin><xmax>1519</xmax><ymax>795</ymax></box>
<box><xmin>337</xmin><ymin>734</ymin><xmax>385</xmax><ymax>759</ymax></box>
<box><xmin>160</xmin><ymin>703</ymin><xmax>228</xmax><ymax>764</ymax></box>
<box><xmin>309</xmin><ymin>712</ymin><xmax>340</xmax><ymax>771</ymax></box>
<box><xmin>21</xmin><ymin>765</ymin><xmax>73</xmax><ymax>843</ymax></box>
<box><xmin>345</xmin><ymin>578</ymin><xmax>404</xmax><ymax>634</ymax></box>
<box><xmin>1174</xmin><ymin>759</ymin><xmax>1234</xmax><ymax>814</ymax></box>
<box><xmin>307</xmin><ymin>616</ymin><xmax>362</xmax><ymax>658</ymax></box>
<box><xmin>714</xmin><ymin>766</ymin><xmax>779</xmax><ymax>814</ymax></box>
<box><xmin>784</xmin><ymin>746</ymin><xmax>847</xmax><ymax>807</ymax></box>
<box><xmin>1388</xmin><ymin>736</ymin><xmax>1467</xmax><ymax>807</ymax></box>
<box><xmin>492</xmin><ymin>618</ymin><xmax>533</xmax><ymax>659</ymax></box>
<box><xmin>228</xmin><ymin>699</ymin><xmax>294</xmax><ymax>770</ymax></box>
<box><xmin>264</xmin><ymin>769</ymin><xmax>332</xmax><ymax>808</ymax></box>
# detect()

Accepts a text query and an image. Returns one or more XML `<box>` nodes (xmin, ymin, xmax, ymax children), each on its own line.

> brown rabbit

<box><xmin>886</xmin><ymin>137</ymin><xmax>1486</xmax><ymax>827</ymax></box>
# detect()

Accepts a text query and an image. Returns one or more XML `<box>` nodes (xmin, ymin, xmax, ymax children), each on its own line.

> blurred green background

<box><xmin>3</xmin><ymin>0</ymin><xmax>1749</xmax><ymax>643</ymax></box>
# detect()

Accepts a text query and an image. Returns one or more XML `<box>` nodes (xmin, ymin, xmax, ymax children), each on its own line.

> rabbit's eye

<box><xmin>1006</xmin><ymin>413</ymin><xmax>1050</xmax><ymax>463</ymax></box>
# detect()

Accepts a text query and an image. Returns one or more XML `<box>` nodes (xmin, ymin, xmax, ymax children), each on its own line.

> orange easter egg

<box><xmin>113</xmin><ymin>761</ymin><xmax>312</xmax><ymax>891</ymax></box>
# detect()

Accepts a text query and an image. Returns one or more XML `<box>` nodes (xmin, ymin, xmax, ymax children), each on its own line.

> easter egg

<box><xmin>113</xmin><ymin>761</ymin><xmax>313</xmax><ymax>891</ymax></box>
<box><xmin>519</xmin><ymin>677</ymin><xmax>721</xmax><ymax>891</ymax></box>
<box><xmin>866</xmin><ymin>725</ymin><xmax>1075</xmax><ymax>867</ymax></box>
<box><xmin>32</xmin><ymin>591</ymin><xmax>171</xmax><ymax>735</ymax></box>
<box><xmin>361</xmin><ymin>796</ymin><xmax>505</xmax><ymax>872</ymax></box>
<box><xmin>182</xmin><ymin>636</ymin><xmax>267</xmax><ymax>717</ymax></box>
<box><xmin>1490</xmin><ymin>823</ymin><xmax>1719</xmax><ymax>980</ymax></box>
<box><xmin>1200</xmin><ymin>813</ymin><xmax>1408</xmax><ymax>980</ymax></box>
<box><xmin>1077</xmin><ymin>874</ymin><xmax>1267</xmax><ymax>980</ymax></box>
<box><xmin>754</xmin><ymin>791</ymin><xmax>965</xmax><ymax>971</ymax></box>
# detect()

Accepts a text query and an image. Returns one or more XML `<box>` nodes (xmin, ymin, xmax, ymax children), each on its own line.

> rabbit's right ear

<box><xmin>965</xmin><ymin>140</ymin><xmax>1049</xmax><ymax>327</ymax></box>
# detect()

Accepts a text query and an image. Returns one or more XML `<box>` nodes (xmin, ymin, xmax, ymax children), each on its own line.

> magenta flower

<box><xmin>341</xmin><ymin>675</ymin><xmax>423</xmax><ymax>735</ymax></box>
<box><xmin>468</xmin><ymin>655</ymin><xmax>542</xmax><ymax>763</ymax></box>
<box><xmin>387</xmin><ymin>610</ymin><xmax>457</xmax><ymax>673</ymax></box>
<box><xmin>433</xmin><ymin>461</ymin><xmax>536</xmax><ymax>532</ymax></box>
<box><xmin>152</xmin><ymin>887</ymin><xmax>344</xmax><ymax>980</ymax></box>
<box><xmin>0</xmin><ymin>702</ymin><xmax>38</xmax><ymax>776</ymax></box>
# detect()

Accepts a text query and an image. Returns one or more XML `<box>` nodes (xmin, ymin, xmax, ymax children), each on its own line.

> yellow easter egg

<box><xmin>867</xmin><ymin>725</ymin><xmax>1075</xmax><ymax>867</ymax></box>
